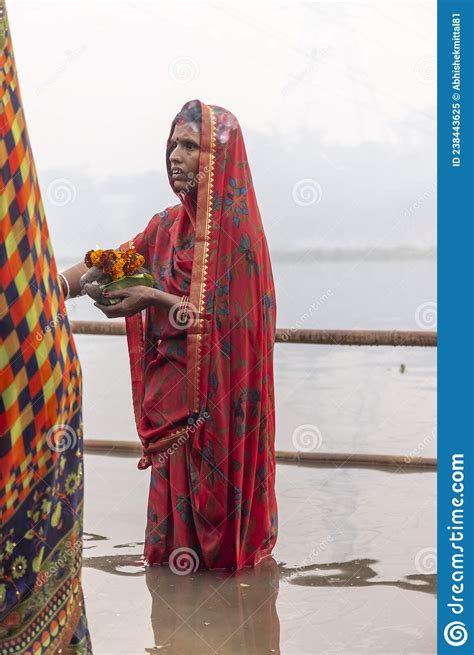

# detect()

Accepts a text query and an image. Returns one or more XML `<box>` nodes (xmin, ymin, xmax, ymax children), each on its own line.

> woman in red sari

<box><xmin>78</xmin><ymin>99</ymin><xmax>278</xmax><ymax>572</ymax></box>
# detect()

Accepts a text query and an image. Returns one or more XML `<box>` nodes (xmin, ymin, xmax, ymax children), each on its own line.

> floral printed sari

<box><xmin>121</xmin><ymin>99</ymin><xmax>278</xmax><ymax>571</ymax></box>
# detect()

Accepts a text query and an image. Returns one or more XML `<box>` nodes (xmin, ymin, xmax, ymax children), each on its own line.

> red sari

<box><xmin>120</xmin><ymin>100</ymin><xmax>278</xmax><ymax>571</ymax></box>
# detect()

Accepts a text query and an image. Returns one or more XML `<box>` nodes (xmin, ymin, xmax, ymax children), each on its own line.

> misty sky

<box><xmin>7</xmin><ymin>1</ymin><xmax>436</xmax><ymax>258</ymax></box>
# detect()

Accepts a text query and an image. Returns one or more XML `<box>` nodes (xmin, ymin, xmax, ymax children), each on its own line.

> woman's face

<box><xmin>168</xmin><ymin>121</ymin><xmax>201</xmax><ymax>196</ymax></box>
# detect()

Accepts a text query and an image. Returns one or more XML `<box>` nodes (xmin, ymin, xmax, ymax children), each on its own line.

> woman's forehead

<box><xmin>171</xmin><ymin>120</ymin><xmax>200</xmax><ymax>140</ymax></box>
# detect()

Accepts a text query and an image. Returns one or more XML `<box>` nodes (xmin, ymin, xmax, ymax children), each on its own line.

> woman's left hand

<box><xmin>94</xmin><ymin>286</ymin><xmax>158</xmax><ymax>318</ymax></box>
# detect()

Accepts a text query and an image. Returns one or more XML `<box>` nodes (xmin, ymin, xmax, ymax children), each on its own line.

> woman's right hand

<box><xmin>80</xmin><ymin>267</ymin><xmax>105</xmax><ymax>302</ymax></box>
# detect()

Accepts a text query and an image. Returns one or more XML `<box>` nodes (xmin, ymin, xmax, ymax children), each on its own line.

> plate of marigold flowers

<box><xmin>80</xmin><ymin>245</ymin><xmax>155</xmax><ymax>306</ymax></box>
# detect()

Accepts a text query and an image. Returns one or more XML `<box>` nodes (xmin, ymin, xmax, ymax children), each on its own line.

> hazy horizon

<box><xmin>8</xmin><ymin>0</ymin><xmax>436</xmax><ymax>259</ymax></box>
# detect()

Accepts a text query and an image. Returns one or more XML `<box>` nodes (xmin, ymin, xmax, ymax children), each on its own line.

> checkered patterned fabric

<box><xmin>0</xmin><ymin>2</ymin><xmax>82</xmax><ymax>523</ymax></box>
<box><xmin>0</xmin><ymin>2</ymin><xmax>92</xmax><ymax>651</ymax></box>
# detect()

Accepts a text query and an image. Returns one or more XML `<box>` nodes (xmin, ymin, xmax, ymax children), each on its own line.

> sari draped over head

<box><xmin>0</xmin><ymin>4</ymin><xmax>92</xmax><ymax>651</ymax></box>
<box><xmin>120</xmin><ymin>99</ymin><xmax>278</xmax><ymax>570</ymax></box>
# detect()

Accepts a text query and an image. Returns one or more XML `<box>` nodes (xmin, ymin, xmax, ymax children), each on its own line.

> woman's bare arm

<box><xmin>59</xmin><ymin>261</ymin><xmax>88</xmax><ymax>299</ymax></box>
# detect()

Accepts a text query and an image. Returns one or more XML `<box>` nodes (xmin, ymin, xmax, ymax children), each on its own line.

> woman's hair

<box><xmin>172</xmin><ymin>99</ymin><xmax>202</xmax><ymax>131</ymax></box>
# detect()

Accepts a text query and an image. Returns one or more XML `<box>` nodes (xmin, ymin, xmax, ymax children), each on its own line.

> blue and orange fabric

<box><xmin>0</xmin><ymin>3</ymin><xmax>92</xmax><ymax>652</ymax></box>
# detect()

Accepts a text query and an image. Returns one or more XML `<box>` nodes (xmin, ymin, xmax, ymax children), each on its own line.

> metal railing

<box><xmin>73</xmin><ymin>321</ymin><xmax>437</xmax><ymax>470</ymax></box>
<box><xmin>71</xmin><ymin>321</ymin><xmax>437</xmax><ymax>347</ymax></box>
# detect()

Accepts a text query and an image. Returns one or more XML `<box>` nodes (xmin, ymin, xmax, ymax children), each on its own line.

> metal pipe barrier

<box><xmin>76</xmin><ymin>321</ymin><xmax>437</xmax><ymax>469</ymax></box>
<box><xmin>71</xmin><ymin>321</ymin><xmax>437</xmax><ymax>347</ymax></box>
<box><xmin>84</xmin><ymin>439</ymin><xmax>436</xmax><ymax>471</ymax></box>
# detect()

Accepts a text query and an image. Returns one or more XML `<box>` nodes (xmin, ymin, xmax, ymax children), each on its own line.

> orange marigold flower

<box><xmin>123</xmin><ymin>251</ymin><xmax>144</xmax><ymax>275</ymax></box>
<box><xmin>84</xmin><ymin>246</ymin><xmax>143</xmax><ymax>280</ymax></box>
<box><xmin>90</xmin><ymin>250</ymin><xmax>104</xmax><ymax>267</ymax></box>
<box><xmin>111</xmin><ymin>260</ymin><xmax>125</xmax><ymax>280</ymax></box>
<box><xmin>84</xmin><ymin>250</ymin><xmax>94</xmax><ymax>268</ymax></box>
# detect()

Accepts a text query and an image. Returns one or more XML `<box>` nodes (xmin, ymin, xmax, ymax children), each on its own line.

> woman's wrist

<box><xmin>58</xmin><ymin>272</ymin><xmax>71</xmax><ymax>300</ymax></box>
<box><xmin>148</xmin><ymin>287</ymin><xmax>183</xmax><ymax>311</ymax></box>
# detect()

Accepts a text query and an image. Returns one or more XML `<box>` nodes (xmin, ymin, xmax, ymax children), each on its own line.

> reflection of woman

<box><xmin>61</xmin><ymin>99</ymin><xmax>278</xmax><ymax>571</ymax></box>
<box><xmin>0</xmin><ymin>6</ymin><xmax>92</xmax><ymax>651</ymax></box>
<box><xmin>145</xmin><ymin>557</ymin><xmax>280</xmax><ymax>653</ymax></box>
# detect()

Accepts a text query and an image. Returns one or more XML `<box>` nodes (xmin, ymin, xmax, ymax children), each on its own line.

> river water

<box><xmin>60</xmin><ymin>254</ymin><xmax>436</xmax><ymax>653</ymax></box>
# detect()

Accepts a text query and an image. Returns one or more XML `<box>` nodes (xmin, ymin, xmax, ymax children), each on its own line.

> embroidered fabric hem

<box><xmin>136</xmin><ymin>425</ymin><xmax>191</xmax><ymax>469</ymax></box>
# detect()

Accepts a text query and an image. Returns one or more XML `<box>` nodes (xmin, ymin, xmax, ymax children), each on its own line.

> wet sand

<box><xmin>82</xmin><ymin>453</ymin><xmax>436</xmax><ymax>654</ymax></box>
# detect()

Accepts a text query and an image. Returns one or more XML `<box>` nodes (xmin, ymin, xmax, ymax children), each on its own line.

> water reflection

<box><xmin>144</xmin><ymin>556</ymin><xmax>280</xmax><ymax>654</ymax></box>
<box><xmin>82</xmin><ymin>549</ymin><xmax>435</xmax><ymax>654</ymax></box>
<box><xmin>280</xmin><ymin>558</ymin><xmax>436</xmax><ymax>596</ymax></box>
